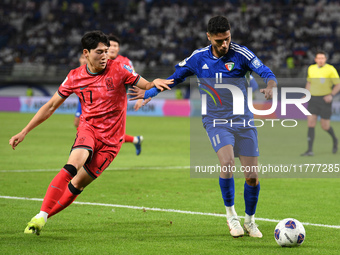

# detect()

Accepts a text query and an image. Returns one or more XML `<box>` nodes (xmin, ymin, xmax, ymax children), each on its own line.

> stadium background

<box><xmin>1</xmin><ymin>0</ymin><xmax>340</xmax><ymax>93</ymax></box>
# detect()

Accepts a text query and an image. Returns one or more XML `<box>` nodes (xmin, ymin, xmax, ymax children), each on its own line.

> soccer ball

<box><xmin>274</xmin><ymin>218</ymin><xmax>305</xmax><ymax>247</ymax></box>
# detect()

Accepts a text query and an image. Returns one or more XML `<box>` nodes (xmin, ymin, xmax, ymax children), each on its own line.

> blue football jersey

<box><xmin>146</xmin><ymin>42</ymin><xmax>277</xmax><ymax>124</ymax></box>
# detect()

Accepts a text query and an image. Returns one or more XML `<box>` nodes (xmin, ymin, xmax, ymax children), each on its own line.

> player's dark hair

<box><xmin>315</xmin><ymin>50</ymin><xmax>327</xmax><ymax>57</ymax></box>
<box><xmin>207</xmin><ymin>16</ymin><xmax>231</xmax><ymax>35</ymax></box>
<box><xmin>81</xmin><ymin>30</ymin><xmax>110</xmax><ymax>51</ymax></box>
<box><xmin>108</xmin><ymin>34</ymin><xmax>121</xmax><ymax>45</ymax></box>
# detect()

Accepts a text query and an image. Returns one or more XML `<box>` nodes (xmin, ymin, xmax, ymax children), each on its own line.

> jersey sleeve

<box><xmin>169</xmin><ymin>61</ymin><xmax>195</xmax><ymax>86</ymax></box>
<box><xmin>243</xmin><ymin>48</ymin><xmax>277</xmax><ymax>85</ymax></box>
<box><xmin>144</xmin><ymin>57</ymin><xmax>195</xmax><ymax>99</ymax></box>
<box><xmin>330</xmin><ymin>66</ymin><xmax>340</xmax><ymax>84</ymax></box>
<box><xmin>121</xmin><ymin>64</ymin><xmax>141</xmax><ymax>86</ymax></box>
<box><xmin>58</xmin><ymin>70</ymin><xmax>75</xmax><ymax>99</ymax></box>
<box><xmin>128</xmin><ymin>60</ymin><xmax>135</xmax><ymax>71</ymax></box>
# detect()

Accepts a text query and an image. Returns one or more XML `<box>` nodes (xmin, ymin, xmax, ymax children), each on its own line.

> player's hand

<box><xmin>134</xmin><ymin>98</ymin><xmax>152</xmax><ymax>111</ymax></box>
<box><xmin>152</xmin><ymin>78</ymin><xmax>173</xmax><ymax>91</ymax></box>
<box><xmin>260</xmin><ymin>87</ymin><xmax>273</xmax><ymax>100</ymax></box>
<box><xmin>9</xmin><ymin>132</ymin><xmax>26</xmax><ymax>150</ymax></box>
<box><xmin>323</xmin><ymin>94</ymin><xmax>333</xmax><ymax>103</ymax></box>
<box><xmin>128</xmin><ymin>86</ymin><xmax>146</xmax><ymax>100</ymax></box>
<box><xmin>260</xmin><ymin>80</ymin><xmax>276</xmax><ymax>100</ymax></box>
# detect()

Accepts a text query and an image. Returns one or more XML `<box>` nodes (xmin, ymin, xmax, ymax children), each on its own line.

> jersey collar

<box><xmin>86</xmin><ymin>64</ymin><xmax>106</xmax><ymax>76</ymax></box>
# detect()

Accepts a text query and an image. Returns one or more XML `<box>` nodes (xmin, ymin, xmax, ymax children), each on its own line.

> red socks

<box><xmin>124</xmin><ymin>134</ymin><xmax>134</xmax><ymax>143</ymax></box>
<box><xmin>40</xmin><ymin>164</ymin><xmax>83</xmax><ymax>218</ymax></box>
<box><xmin>40</xmin><ymin>167</ymin><xmax>75</xmax><ymax>214</ymax></box>
<box><xmin>48</xmin><ymin>182</ymin><xmax>82</xmax><ymax>218</ymax></box>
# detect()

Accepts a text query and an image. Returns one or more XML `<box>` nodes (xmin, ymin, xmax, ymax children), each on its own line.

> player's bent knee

<box><xmin>245</xmin><ymin>178</ymin><xmax>258</xmax><ymax>186</ymax></box>
<box><xmin>220</xmin><ymin>158</ymin><xmax>235</xmax><ymax>167</ymax></box>
<box><xmin>320</xmin><ymin>122</ymin><xmax>330</xmax><ymax>130</ymax></box>
<box><xmin>63</xmin><ymin>164</ymin><xmax>77</xmax><ymax>177</ymax></box>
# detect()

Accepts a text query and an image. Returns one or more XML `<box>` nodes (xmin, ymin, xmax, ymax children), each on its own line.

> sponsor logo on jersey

<box><xmin>202</xmin><ymin>64</ymin><xmax>209</xmax><ymax>69</ymax></box>
<box><xmin>123</xmin><ymin>64</ymin><xmax>137</xmax><ymax>76</ymax></box>
<box><xmin>225</xmin><ymin>62</ymin><xmax>235</xmax><ymax>71</ymax></box>
<box><xmin>251</xmin><ymin>57</ymin><xmax>263</xmax><ymax>69</ymax></box>
<box><xmin>105</xmin><ymin>77</ymin><xmax>114</xmax><ymax>91</ymax></box>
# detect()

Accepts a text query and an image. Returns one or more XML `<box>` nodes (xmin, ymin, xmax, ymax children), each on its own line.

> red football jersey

<box><xmin>58</xmin><ymin>59</ymin><xmax>140</xmax><ymax>146</ymax></box>
<box><xmin>115</xmin><ymin>55</ymin><xmax>134</xmax><ymax>70</ymax></box>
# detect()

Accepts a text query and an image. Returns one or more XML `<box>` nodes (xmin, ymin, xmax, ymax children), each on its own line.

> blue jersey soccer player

<box><xmin>129</xmin><ymin>16</ymin><xmax>277</xmax><ymax>238</ymax></box>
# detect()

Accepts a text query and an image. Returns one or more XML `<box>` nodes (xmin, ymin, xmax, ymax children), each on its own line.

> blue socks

<box><xmin>244</xmin><ymin>182</ymin><xmax>260</xmax><ymax>216</ymax></box>
<box><xmin>219</xmin><ymin>176</ymin><xmax>235</xmax><ymax>206</ymax></box>
<box><xmin>220</xmin><ymin>177</ymin><xmax>260</xmax><ymax>217</ymax></box>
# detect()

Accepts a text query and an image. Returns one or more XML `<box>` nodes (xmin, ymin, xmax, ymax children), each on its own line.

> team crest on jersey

<box><xmin>225</xmin><ymin>62</ymin><xmax>235</xmax><ymax>71</ymax></box>
<box><xmin>105</xmin><ymin>77</ymin><xmax>114</xmax><ymax>91</ymax></box>
<box><xmin>251</xmin><ymin>57</ymin><xmax>263</xmax><ymax>69</ymax></box>
<box><xmin>78</xmin><ymin>137</ymin><xmax>86</xmax><ymax>144</ymax></box>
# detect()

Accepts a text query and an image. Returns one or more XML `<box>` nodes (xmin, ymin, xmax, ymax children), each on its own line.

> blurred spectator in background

<box><xmin>1</xmin><ymin>0</ymin><xmax>340</xmax><ymax>76</ymax></box>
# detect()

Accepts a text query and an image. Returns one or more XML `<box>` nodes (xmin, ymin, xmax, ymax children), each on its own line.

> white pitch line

<box><xmin>0</xmin><ymin>165</ymin><xmax>190</xmax><ymax>173</ymax></box>
<box><xmin>0</xmin><ymin>195</ymin><xmax>339</xmax><ymax>229</ymax></box>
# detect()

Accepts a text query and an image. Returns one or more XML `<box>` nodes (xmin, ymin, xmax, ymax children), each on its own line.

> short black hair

<box><xmin>81</xmin><ymin>30</ymin><xmax>110</xmax><ymax>51</ymax></box>
<box><xmin>207</xmin><ymin>16</ymin><xmax>231</xmax><ymax>35</ymax></box>
<box><xmin>108</xmin><ymin>34</ymin><xmax>121</xmax><ymax>45</ymax></box>
<box><xmin>315</xmin><ymin>50</ymin><xmax>327</xmax><ymax>57</ymax></box>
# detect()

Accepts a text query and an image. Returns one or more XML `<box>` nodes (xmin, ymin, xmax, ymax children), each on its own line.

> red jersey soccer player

<box><xmin>75</xmin><ymin>39</ymin><xmax>144</xmax><ymax>155</ymax></box>
<box><xmin>9</xmin><ymin>31</ymin><xmax>173</xmax><ymax>235</ymax></box>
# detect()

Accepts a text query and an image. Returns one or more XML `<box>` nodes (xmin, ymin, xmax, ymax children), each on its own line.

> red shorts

<box><xmin>72</xmin><ymin>125</ymin><xmax>122</xmax><ymax>179</ymax></box>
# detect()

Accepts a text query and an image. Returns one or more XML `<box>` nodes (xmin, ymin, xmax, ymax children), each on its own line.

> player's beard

<box><xmin>215</xmin><ymin>47</ymin><xmax>228</xmax><ymax>58</ymax></box>
<box><xmin>212</xmin><ymin>43</ymin><xmax>229</xmax><ymax>58</ymax></box>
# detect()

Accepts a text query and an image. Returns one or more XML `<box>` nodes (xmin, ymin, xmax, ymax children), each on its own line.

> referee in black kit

<box><xmin>301</xmin><ymin>51</ymin><xmax>340</xmax><ymax>156</ymax></box>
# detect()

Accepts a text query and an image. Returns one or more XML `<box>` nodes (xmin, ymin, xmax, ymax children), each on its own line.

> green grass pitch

<box><xmin>0</xmin><ymin>112</ymin><xmax>339</xmax><ymax>254</ymax></box>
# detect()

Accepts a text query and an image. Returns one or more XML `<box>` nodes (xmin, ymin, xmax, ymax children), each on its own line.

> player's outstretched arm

<box><xmin>136</xmin><ymin>77</ymin><xmax>173</xmax><ymax>91</ymax></box>
<box><xmin>260</xmin><ymin>80</ymin><xmax>277</xmax><ymax>100</ymax></box>
<box><xmin>9</xmin><ymin>92</ymin><xmax>65</xmax><ymax>150</ymax></box>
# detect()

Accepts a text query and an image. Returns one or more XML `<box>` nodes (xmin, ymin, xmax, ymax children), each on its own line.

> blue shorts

<box><xmin>205</xmin><ymin>123</ymin><xmax>259</xmax><ymax>157</ymax></box>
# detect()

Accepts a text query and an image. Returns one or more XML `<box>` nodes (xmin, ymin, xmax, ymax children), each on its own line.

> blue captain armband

<box><xmin>144</xmin><ymin>87</ymin><xmax>160</xmax><ymax>99</ymax></box>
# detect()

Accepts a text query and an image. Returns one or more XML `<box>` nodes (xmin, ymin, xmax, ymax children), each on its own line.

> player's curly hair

<box><xmin>81</xmin><ymin>30</ymin><xmax>110</xmax><ymax>51</ymax></box>
<box><xmin>207</xmin><ymin>16</ymin><xmax>231</xmax><ymax>35</ymax></box>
